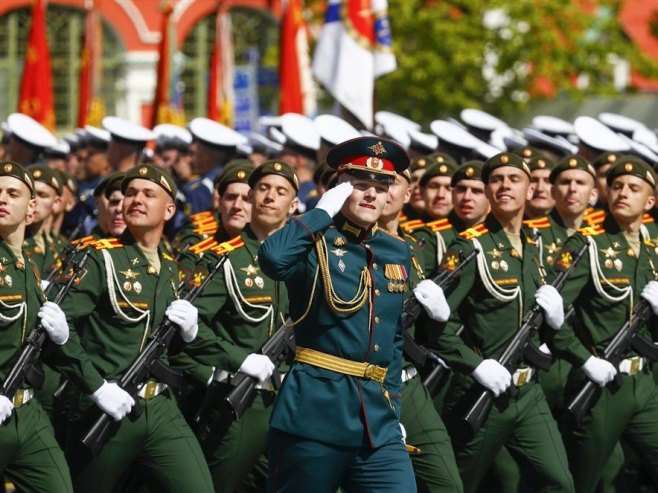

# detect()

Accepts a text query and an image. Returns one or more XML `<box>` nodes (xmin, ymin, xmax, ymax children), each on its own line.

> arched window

<box><xmin>0</xmin><ymin>6</ymin><xmax>124</xmax><ymax>131</ymax></box>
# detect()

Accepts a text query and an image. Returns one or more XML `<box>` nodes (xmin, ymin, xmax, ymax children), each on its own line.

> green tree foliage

<box><xmin>344</xmin><ymin>0</ymin><xmax>658</xmax><ymax>125</ymax></box>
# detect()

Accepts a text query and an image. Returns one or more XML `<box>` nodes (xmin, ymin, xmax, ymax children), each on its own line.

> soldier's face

<box><xmin>608</xmin><ymin>175</ymin><xmax>655</xmax><ymax>223</ymax></box>
<box><xmin>340</xmin><ymin>175</ymin><xmax>389</xmax><ymax>228</ymax></box>
<box><xmin>249</xmin><ymin>174</ymin><xmax>298</xmax><ymax>228</ymax></box>
<box><xmin>382</xmin><ymin>174</ymin><xmax>411</xmax><ymax>221</ymax></box>
<box><xmin>527</xmin><ymin>169</ymin><xmax>555</xmax><ymax>216</ymax></box>
<box><xmin>0</xmin><ymin>176</ymin><xmax>34</xmax><ymax>230</ymax></box>
<box><xmin>552</xmin><ymin>169</ymin><xmax>597</xmax><ymax>218</ymax></box>
<box><xmin>422</xmin><ymin>176</ymin><xmax>452</xmax><ymax>219</ymax></box>
<box><xmin>452</xmin><ymin>179</ymin><xmax>489</xmax><ymax>226</ymax></box>
<box><xmin>98</xmin><ymin>190</ymin><xmax>126</xmax><ymax>237</ymax></box>
<box><xmin>32</xmin><ymin>181</ymin><xmax>60</xmax><ymax>224</ymax></box>
<box><xmin>595</xmin><ymin>163</ymin><xmax>611</xmax><ymax>205</ymax></box>
<box><xmin>485</xmin><ymin>167</ymin><xmax>531</xmax><ymax>217</ymax></box>
<box><xmin>409</xmin><ymin>168</ymin><xmax>426</xmax><ymax>212</ymax></box>
<box><xmin>122</xmin><ymin>179</ymin><xmax>175</xmax><ymax>231</ymax></box>
<box><xmin>219</xmin><ymin>182</ymin><xmax>251</xmax><ymax>237</ymax></box>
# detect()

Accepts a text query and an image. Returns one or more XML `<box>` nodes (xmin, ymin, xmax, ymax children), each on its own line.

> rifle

<box><xmin>0</xmin><ymin>250</ymin><xmax>91</xmax><ymax>408</ymax></box>
<box><xmin>401</xmin><ymin>249</ymin><xmax>479</xmax><ymax>397</ymax></box>
<box><xmin>43</xmin><ymin>220</ymin><xmax>88</xmax><ymax>297</ymax></box>
<box><xmin>462</xmin><ymin>242</ymin><xmax>589</xmax><ymax>435</ymax></box>
<box><xmin>81</xmin><ymin>254</ymin><xmax>227</xmax><ymax>456</ymax></box>
<box><xmin>219</xmin><ymin>319</ymin><xmax>296</xmax><ymax>422</ymax></box>
<box><xmin>567</xmin><ymin>298</ymin><xmax>658</xmax><ymax>424</ymax></box>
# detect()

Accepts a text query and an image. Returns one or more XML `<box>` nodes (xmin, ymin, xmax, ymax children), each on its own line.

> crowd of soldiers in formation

<box><xmin>1</xmin><ymin>107</ymin><xmax>658</xmax><ymax>493</ymax></box>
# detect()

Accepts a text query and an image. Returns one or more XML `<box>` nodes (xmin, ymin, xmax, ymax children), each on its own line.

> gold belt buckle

<box><xmin>13</xmin><ymin>390</ymin><xmax>24</xmax><ymax>408</ymax></box>
<box><xmin>144</xmin><ymin>382</ymin><xmax>157</xmax><ymax>400</ymax></box>
<box><xmin>630</xmin><ymin>357</ymin><xmax>640</xmax><ymax>375</ymax></box>
<box><xmin>364</xmin><ymin>364</ymin><xmax>376</xmax><ymax>380</ymax></box>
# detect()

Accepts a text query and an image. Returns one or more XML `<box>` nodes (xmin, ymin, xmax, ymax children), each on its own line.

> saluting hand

<box><xmin>166</xmin><ymin>299</ymin><xmax>198</xmax><ymax>343</ymax></box>
<box><xmin>38</xmin><ymin>301</ymin><xmax>69</xmax><ymax>345</ymax></box>
<box><xmin>0</xmin><ymin>395</ymin><xmax>14</xmax><ymax>425</ymax></box>
<box><xmin>316</xmin><ymin>181</ymin><xmax>354</xmax><ymax>218</ymax></box>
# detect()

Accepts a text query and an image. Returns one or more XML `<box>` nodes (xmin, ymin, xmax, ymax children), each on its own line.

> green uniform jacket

<box><xmin>46</xmin><ymin>232</ymin><xmax>180</xmax><ymax>397</ymax></box>
<box><xmin>259</xmin><ymin>208</ymin><xmax>410</xmax><ymax>448</ymax></box>
<box><xmin>0</xmin><ymin>240</ymin><xmax>47</xmax><ymax>382</ymax></box>
<box><xmin>550</xmin><ymin>215</ymin><xmax>658</xmax><ymax>366</ymax></box>
<box><xmin>433</xmin><ymin>214</ymin><xmax>546</xmax><ymax>374</ymax></box>
<box><xmin>186</xmin><ymin>225</ymin><xmax>288</xmax><ymax>372</ymax></box>
<box><xmin>24</xmin><ymin>231</ymin><xmax>60</xmax><ymax>280</ymax></box>
<box><xmin>404</xmin><ymin>212</ymin><xmax>461</xmax><ymax>277</ymax></box>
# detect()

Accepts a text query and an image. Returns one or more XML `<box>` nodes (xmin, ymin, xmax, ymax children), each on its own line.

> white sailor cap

<box><xmin>188</xmin><ymin>117</ymin><xmax>247</xmax><ymax>148</ymax></box>
<box><xmin>574</xmin><ymin>116</ymin><xmax>630</xmax><ymax>153</ymax></box>
<box><xmin>1</xmin><ymin>121</ymin><xmax>10</xmax><ymax>138</ymax></box>
<box><xmin>45</xmin><ymin>140</ymin><xmax>71</xmax><ymax>158</ymax></box>
<box><xmin>378</xmin><ymin>120</ymin><xmax>411</xmax><ymax>148</ymax></box>
<box><xmin>374</xmin><ymin>111</ymin><xmax>421</xmax><ymax>131</ymax></box>
<box><xmin>7</xmin><ymin>113</ymin><xmax>57</xmax><ymax>148</ymax></box>
<box><xmin>430</xmin><ymin>119</ymin><xmax>484</xmax><ymax>149</ymax></box>
<box><xmin>460</xmin><ymin>108</ymin><xmax>508</xmax><ymax>132</ymax></box>
<box><xmin>258</xmin><ymin>115</ymin><xmax>283</xmax><ymax>131</ymax></box>
<box><xmin>531</xmin><ymin>115</ymin><xmax>575</xmax><ymax>136</ymax></box>
<box><xmin>249</xmin><ymin>133</ymin><xmax>283</xmax><ymax>155</ymax></box>
<box><xmin>62</xmin><ymin>133</ymin><xmax>79</xmax><ymax>147</ymax></box>
<box><xmin>269</xmin><ymin>126</ymin><xmax>287</xmax><ymax>145</ymax></box>
<box><xmin>153</xmin><ymin>123</ymin><xmax>192</xmax><ymax>148</ymax></box>
<box><xmin>281</xmin><ymin>113</ymin><xmax>320</xmax><ymax>152</ymax></box>
<box><xmin>632</xmin><ymin>126</ymin><xmax>658</xmax><ymax>154</ymax></box>
<box><xmin>617</xmin><ymin>133</ymin><xmax>658</xmax><ymax>164</ymax></box>
<box><xmin>598</xmin><ymin>112</ymin><xmax>645</xmax><ymax>136</ymax></box>
<box><xmin>103</xmin><ymin>116</ymin><xmax>155</xmax><ymax>144</ymax></box>
<box><xmin>408</xmin><ymin>128</ymin><xmax>438</xmax><ymax>153</ymax></box>
<box><xmin>84</xmin><ymin>125</ymin><xmax>111</xmax><ymax>146</ymax></box>
<box><xmin>489</xmin><ymin>126</ymin><xmax>526</xmax><ymax>151</ymax></box>
<box><xmin>523</xmin><ymin>128</ymin><xmax>578</xmax><ymax>156</ymax></box>
<box><xmin>313</xmin><ymin>114</ymin><xmax>361</xmax><ymax>146</ymax></box>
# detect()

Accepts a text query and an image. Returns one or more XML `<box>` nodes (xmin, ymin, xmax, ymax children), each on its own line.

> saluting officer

<box><xmin>260</xmin><ymin>136</ymin><xmax>416</xmax><ymax>492</ymax></box>
<box><xmin>184</xmin><ymin>161</ymin><xmax>298</xmax><ymax>491</ymax></box>
<box><xmin>550</xmin><ymin>157</ymin><xmax>658</xmax><ymax>493</ymax></box>
<box><xmin>47</xmin><ymin>163</ymin><xmax>213</xmax><ymax>492</ymax></box>
<box><xmin>0</xmin><ymin>160</ymin><xmax>73</xmax><ymax>492</ymax></box>
<box><xmin>433</xmin><ymin>152</ymin><xmax>574</xmax><ymax>493</ymax></box>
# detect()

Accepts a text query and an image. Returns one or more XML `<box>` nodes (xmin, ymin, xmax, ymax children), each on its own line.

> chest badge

<box><xmin>487</xmin><ymin>248</ymin><xmax>503</xmax><ymax>260</ymax></box>
<box><xmin>120</xmin><ymin>269</ymin><xmax>140</xmax><ymax>280</ymax></box>
<box><xmin>333</xmin><ymin>236</ymin><xmax>346</xmax><ymax>247</ymax></box>
<box><xmin>240</xmin><ymin>264</ymin><xmax>260</xmax><ymax>276</ymax></box>
<box><xmin>4</xmin><ymin>275</ymin><xmax>12</xmax><ymax>287</ymax></box>
<box><xmin>331</xmin><ymin>248</ymin><xmax>347</xmax><ymax>257</ymax></box>
<box><xmin>133</xmin><ymin>281</ymin><xmax>142</xmax><ymax>294</ymax></box>
<box><xmin>131</xmin><ymin>257</ymin><xmax>139</xmax><ymax>266</ymax></box>
<box><xmin>338</xmin><ymin>259</ymin><xmax>346</xmax><ymax>272</ymax></box>
<box><xmin>254</xmin><ymin>276</ymin><xmax>264</xmax><ymax>289</ymax></box>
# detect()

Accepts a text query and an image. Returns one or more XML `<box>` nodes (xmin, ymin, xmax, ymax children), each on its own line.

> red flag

<box><xmin>152</xmin><ymin>0</ymin><xmax>185</xmax><ymax>127</ymax></box>
<box><xmin>208</xmin><ymin>1</ymin><xmax>234</xmax><ymax>125</ymax></box>
<box><xmin>19</xmin><ymin>0</ymin><xmax>55</xmax><ymax>131</ymax></box>
<box><xmin>279</xmin><ymin>0</ymin><xmax>315</xmax><ymax>115</ymax></box>
<box><xmin>77</xmin><ymin>0</ymin><xmax>98</xmax><ymax>127</ymax></box>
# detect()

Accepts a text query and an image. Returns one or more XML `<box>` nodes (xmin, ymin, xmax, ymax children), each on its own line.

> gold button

<box><xmin>374</xmin><ymin>344</ymin><xmax>380</xmax><ymax>352</ymax></box>
<box><xmin>627</xmin><ymin>248</ymin><xmax>635</xmax><ymax>257</ymax></box>
<box><xmin>375</xmin><ymin>289</ymin><xmax>381</xmax><ymax>296</ymax></box>
<box><xmin>374</xmin><ymin>316</ymin><xmax>380</xmax><ymax>323</ymax></box>
<box><xmin>372</xmin><ymin>263</ymin><xmax>378</xmax><ymax>270</ymax></box>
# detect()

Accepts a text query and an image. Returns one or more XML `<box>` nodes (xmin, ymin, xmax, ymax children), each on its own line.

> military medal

<box><xmin>133</xmin><ymin>281</ymin><xmax>142</xmax><ymax>294</ymax></box>
<box><xmin>254</xmin><ymin>276</ymin><xmax>264</xmax><ymax>289</ymax></box>
<box><xmin>0</xmin><ymin>277</ymin><xmax>4</xmax><ymax>286</ymax></box>
<box><xmin>4</xmin><ymin>275</ymin><xmax>11</xmax><ymax>287</ymax></box>
<box><xmin>338</xmin><ymin>259</ymin><xmax>346</xmax><ymax>272</ymax></box>
<box><xmin>614</xmin><ymin>259</ymin><xmax>623</xmax><ymax>271</ymax></box>
<box><xmin>605</xmin><ymin>259</ymin><xmax>613</xmax><ymax>269</ymax></box>
<box><xmin>245</xmin><ymin>278</ymin><xmax>254</xmax><ymax>288</ymax></box>
<box><xmin>385</xmin><ymin>264</ymin><xmax>407</xmax><ymax>292</ymax></box>
<box><xmin>123</xmin><ymin>281</ymin><xmax>132</xmax><ymax>291</ymax></box>
<box><xmin>491</xmin><ymin>261</ymin><xmax>500</xmax><ymax>270</ymax></box>
<box><xmin>500</xmin><ymin>260</ymin><xmax>509</xmax><ymax>272</ymax></box>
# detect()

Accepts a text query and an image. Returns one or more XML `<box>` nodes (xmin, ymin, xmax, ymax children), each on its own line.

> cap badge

<box><xmin>273</xmin><ymin>162</ymin><xmax>282</xmax><ymax>171</ymax></box>
<box><xmin>436</xmin><ymin>156</ymin><xmax>445</xmax><ymax>163</ymax></box>
<box><xmin>500</xmin><ymin>154</ymin><xmax>509</xmax><ymax>164</ymax></box>
<box><xmin>523</xmin><ymin>149</ymin><xmax>532</xmax><ymax>158</ymax></box>
<box><xmin>366</xmin><ymin>157</ymin><xmax>383</xmax><ymax>170</ymax></box>
<box><xmin>607</xmin><ymin>154</ymin><xmax>616</xmax><ymax>163</ymax></box>
<box><xmin>33</xmin><ymin>170</ymin><xmax>42</xmax><ymax>179</ymax></box>
<box><xmin>537</xmin><ymin>160</ymin><xmax>545</xmax><ymax>169</ymax></box>
<box><xmin>139</xmin><ymin>167</ymin><xmax>148</xmax><ymax>176</ymax></box>
<box><xmin>418</xmin><ymin>158</ymin><xmax>426</xmax><ymax>166</ymax></box>
<box><xmin>160</xmin><ymin>175</ymin><xmax>172</xmax><ymax>192</ymax></box>
<box><xmin>624</xmin><ymin>163</ymin><xmax>633</xmax><ymax>172</ymax></box>
<box><xmin>465</xmin><ymin>167</ymin><xmax>474</xmax><ymax>177</ymax></box>
<box><xmin>369</xmin><ymin>141</ymin><xmax>387</xmax><ymax>155</ymax></box>
<box><xmin>569</xmin><ymin>158</ymin><xmax>578</xmax><ymax>168</ymax></box>
<box><xmin>439</xmin><ymin>165</ymin><xmax>447</xmax><ymax>174</ymax></box>
<box><xmin>3</xmin><ymin>164</ymin><xmax>12</xmax><ymax>172</ymax></box>
<box><xmin>237</xmin><ymin>170</ymin><xmax>246</xmax><ymax>179</ymax></box>
<box><xmin>51</xmin><ymin>178</ymin><xmax>59</xmax><ymax>188</ymax></box>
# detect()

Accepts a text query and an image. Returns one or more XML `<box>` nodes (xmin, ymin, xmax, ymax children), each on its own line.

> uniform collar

<box><xmin>448</xmin><ymin>210</ymin><xmax>467</xmax><ymax>234</ymax></box>
<box><xmin>334</xmin><ymin>213</ymin><xmax>378</xmax><ymax>242</ymax></box>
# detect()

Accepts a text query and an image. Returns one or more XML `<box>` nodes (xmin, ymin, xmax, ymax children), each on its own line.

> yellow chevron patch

<box><xmin>400</xmin><ymin>219</ymin><xmax>425</xmax><ymax>233</ymax></box>
<box><xmin>460</xmin><ymin>223</ymin><xmax>489</xmax><ymax>239</ymax></box>
<box><xmin>583</xmin><ymin>208</ymin><xmax>606</xmax><ymax>226</ymax></box>
<box><xmin>210</xmin><ymin>236</ymin><xmax>245</xmax><ymax>256</ymax></box>
<box><xmin>189</xmin><ymin>237</ymin><xmax>219</xmax><ymax>255</ymax></box>
<box><xmin>642</xmin><ymin>213</ymin><xmax>655</xmax><ymax>224</ymax></box>
<box><xmin>91</xmin><ymin>238</ymin><xmax>123</xmax><ymax>250</ymax></box>
<box><xmin>523</xmin><ymin>217</ymin><xmax>551</xmax><ymax>229</ymax></box>
<box><xmin>426</xmin><ymin>218</ymin><xmax>453</xmax><ymax>232</ymax></box>
<box><xmin>577</xmin><ymin>224</ymin><xmax>604</xmax><ymax>236</ymax></box>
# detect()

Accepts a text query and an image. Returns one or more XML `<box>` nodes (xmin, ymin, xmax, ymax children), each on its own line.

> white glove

<box><xmin>538</xmin><ymin>343</ymin><xmax>552</xmax><ymax>355</ymax></box>
<box><xmin>239</xmin><ymin>354</ymin><xmax>275</xmax><ymax>382</ymax></box>
<box><xmin>38</xmin><ymin>301</ymin><xmax>69</xmax><ymax>345</ymax></box>
<box><xmin>535</xmin><ymin>285</ymin><xmax>564</xmax><ymax>330</ymax></box>
<box><xmin>399</xmin><ymin>423</ymin><xmax>407</xmax><ymax>443</ymax></box>
<box><xmin>581</xmin><ymin>356</ymin><xmax>617</xmax><ymax>387</ymax></box>
<box><xmin>641</xmin><ymin>281</ymin><xmax>658</xmax><ymax>315</ymax></box>
<box><xmin>166</xmin><ymin>299</ymin><xmax>198</xmax><ymax>343</ymax></box>
<box><xmin>90</xmin><ymin>381</ymin><xmax>135</xmax><ymax>421</ymax></box>
<box><xmin>472</xmin><ymin>359</ymin><xmax>512</xmax><ymax>397</ymax></box>
<box><xmin>0</xmin><ymin>395</ymin><xmax>14</xmax><ymax>425</ymax></box>
<box><xmin>413</xmin><ymin>280</ymin><xmax>450</xmax><ymax>322</ymax></box>
<box><xmin>316</xmin><ymin>182</ymin><xmax>354</xmax><ymax>218</ymax></box>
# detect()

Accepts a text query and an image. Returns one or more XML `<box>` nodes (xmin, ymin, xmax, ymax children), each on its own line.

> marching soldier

<box><xmin>433</xmin><ymin>153</ymin><xmax>574</xmax><ymax>493</ymax></box>
<box><xmin>47</xmin><ymin>163</ymin><xmax>213</xmax><ymax>492</ymax></box>
<box><xmin>184</xmin><ymin>161</ymin><xmax>298</xmax><ymax>491</ymax></box>
<box><xmin>523</xmin><ymin>153</ymin><xmax>556</xmax><ymax>219</ymax></box>
<box><xmin>0</xmin><ymin>160</ymin><xmax>73</xmax><ymax>492</ymax></box>
<box><xmin>260</xmin><ymin>137</ymin><xmax>417</xmax><ymax>492</ymax></box>
<box><xmin>550</xmin><ymin>157</ymin><xmax>658</xmax><ymax>492</ymax></box>
<box><xmin>378</xmin><ymin>169</ymin><xmax>463</xmax><ymax>492</ymax></box>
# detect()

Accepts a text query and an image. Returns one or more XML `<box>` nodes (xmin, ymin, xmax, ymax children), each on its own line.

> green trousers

<box><xmin>65</xmin><ymin>391</ymin><xmax>213</xmax><ymax>493</ymax></box>
<box><xmin>446</xmin><ymin>380</ymin><xmax>574</xmax><ymax>493</ymax></box>
<box><xmin>0</xmin><ymin>398</ymin><xmax>72</xmax><ymax>493</ymax></box>
<box><xmin>562</xmin><ymin>369</ymin><xmax>658</xmax><ymax>493</ymax></box>
<box><xmin>400</xmin><ymin>372</ymin><xmax>463</xmax><ymax>493</ymax></box>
